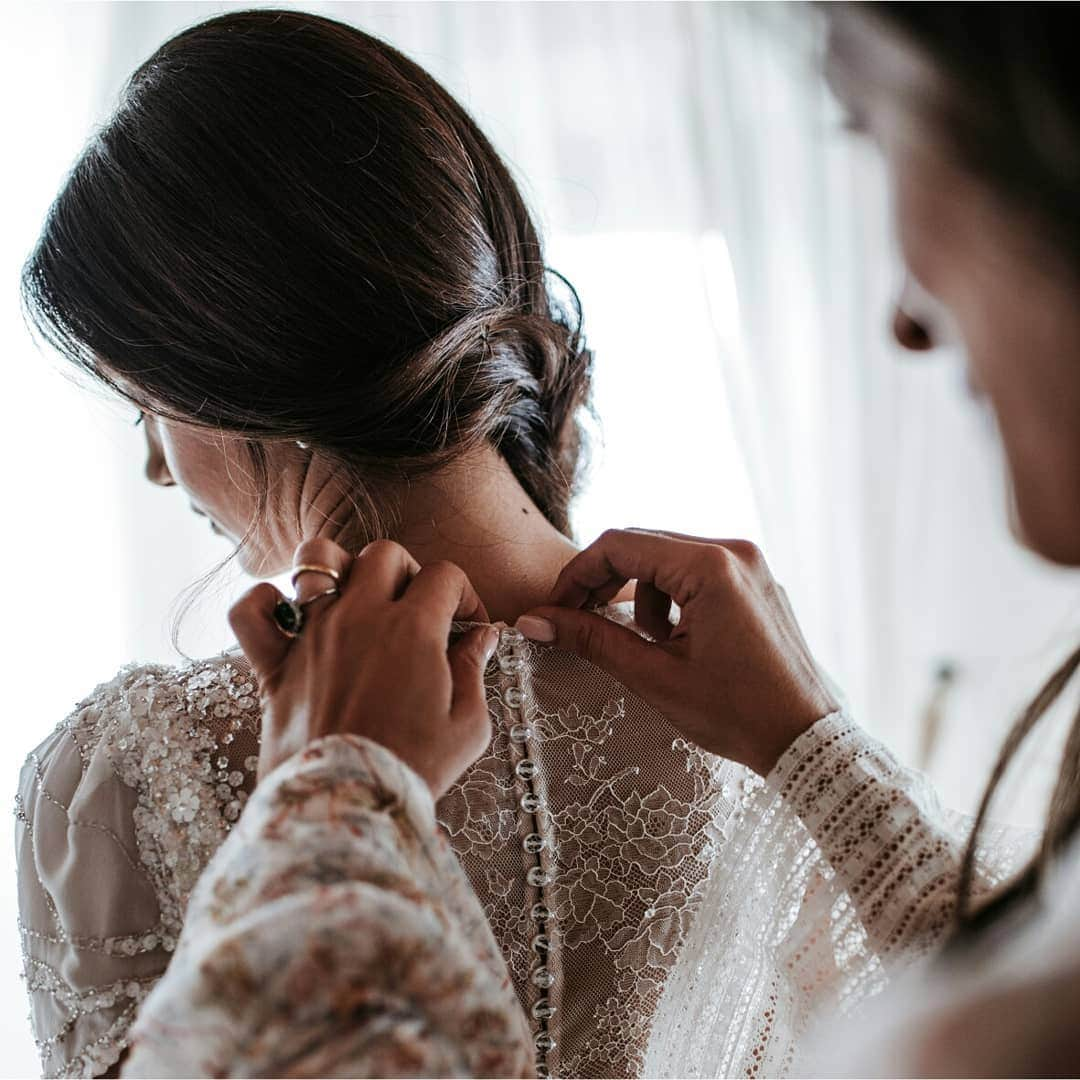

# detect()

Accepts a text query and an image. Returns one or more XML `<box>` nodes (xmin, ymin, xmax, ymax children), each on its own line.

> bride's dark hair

<box><xmin>22</xmin><ymin>8</ymin><xmax>592</xmax><ymax>539</ymax></box>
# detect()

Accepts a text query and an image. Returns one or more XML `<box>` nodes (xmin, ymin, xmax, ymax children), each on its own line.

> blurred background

<box><xmin>2</xmin><ymin>2</ymin><xmax>1078</xmax><ymax>1074</ymax></box>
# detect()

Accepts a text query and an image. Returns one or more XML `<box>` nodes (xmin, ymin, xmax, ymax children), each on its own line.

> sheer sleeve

<box><xmin>644</xmin><ymin>712</ymin><xmax>1035</xmax><ymax>1078</ymax></box>
<box><xmin>122</xmin><ymin>734</ymin><xmax>534</xmax><ymax>1079</ymax></box>
<box><xmin>825</xmin><ymin>832</ymin><xmax>1080</xmax><ymax>1077</ymax></box>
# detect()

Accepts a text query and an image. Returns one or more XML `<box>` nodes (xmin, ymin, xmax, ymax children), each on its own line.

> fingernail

<box><xmin>481</xmin><ymin>628</ymin><xmax>499</xmax><ymax>665</ymax></box>
<box><xmin>515</xmin><ymin>615</ymin><xmax>556</xmax><ymax>642</ymax></box>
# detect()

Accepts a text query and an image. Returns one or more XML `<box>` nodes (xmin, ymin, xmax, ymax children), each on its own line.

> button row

<box><xmin>501</xmin><ymin>642</ymin><xmax>556</xmax><ymax>1075</ymax></box>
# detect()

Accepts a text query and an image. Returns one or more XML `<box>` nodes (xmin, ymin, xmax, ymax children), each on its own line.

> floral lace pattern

<box><xmin>440</xmin><ymin>626</ymin><xmax>749</xmax><ymax>1078</ymax></box>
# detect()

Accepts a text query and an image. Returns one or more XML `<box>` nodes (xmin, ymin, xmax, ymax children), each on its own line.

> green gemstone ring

<box><xmin>272</xmin><ymin>598</ymin><xmax>304</xmax><ymax>639</ymax></box>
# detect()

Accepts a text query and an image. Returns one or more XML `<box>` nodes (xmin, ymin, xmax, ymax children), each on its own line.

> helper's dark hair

<box><xmin>830</xmin><ymin>2</ymin><xmax>1080</xmax><ymax>938</ymax></box>
<box><xmin>22</xmin><ymin>8</ymin><xmax>592</xmax><ymax>543</ymax></box>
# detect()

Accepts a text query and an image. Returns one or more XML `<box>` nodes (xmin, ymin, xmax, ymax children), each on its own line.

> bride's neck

<box><xmin>325</xmin><ymin>446</ymin><xmax>579</xmax><ymax>625</ymax></box>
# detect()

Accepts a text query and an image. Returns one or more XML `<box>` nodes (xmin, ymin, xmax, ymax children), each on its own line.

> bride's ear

<box><xmin>142</xmin><ymin>414</ymin><xmax>176</xmax><ymax>487</ymax></box>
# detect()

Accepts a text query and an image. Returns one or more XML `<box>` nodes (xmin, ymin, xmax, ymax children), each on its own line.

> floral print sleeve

<box><xmin>121</xmin><ymin>734</ymin><xmax>535</xmax><ymax>1079</ymax></box>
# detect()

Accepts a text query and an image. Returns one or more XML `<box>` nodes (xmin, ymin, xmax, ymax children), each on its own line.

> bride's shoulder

<box><xmin>22</xmin><ymin>651</ymin><xmax>260</xmax><ymax>789</ymax></box>
<box><xmin>17</xmin><ymin>651</ymin><xmax>261</xmax><ymax>897</ymax></box>
<box><xmin>16</xmin><ymin>654</ymin><xmax>261</xmax><ymax>1077</ymax></box>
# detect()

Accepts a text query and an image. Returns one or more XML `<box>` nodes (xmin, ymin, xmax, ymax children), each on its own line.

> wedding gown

<box><xmin>16</xmin><ymin>612</ymin><xmax>750</xmax><ymax>1079</ymax></box>
<box><xmin>110</xmin><ymin>681</ymin><xmax>1035</xmax><ymax>1078</ymax></box>
<box><xmin>17</xmin><ymin>606</ymin><xmax>1033</xmax><ymax>1079</ymax></box>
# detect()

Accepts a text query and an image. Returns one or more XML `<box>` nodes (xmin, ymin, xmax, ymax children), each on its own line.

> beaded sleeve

<box><xmin>121</xmin><ymin>734</ymin><xmax>534</xmax><ymax>1079</ymax></box>
<box><xmin>15</xmin><ymin>658</ymin><xmax>260</xmax><ymax>1077</ymax></box>
<box><xmin>644</xmin><ymin>712</ymin><xmax>1034</xmax><ymax>1078</ymax></box>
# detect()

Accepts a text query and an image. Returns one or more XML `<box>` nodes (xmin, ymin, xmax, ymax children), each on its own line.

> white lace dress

<box><xmin>16</xmin><ymin>616</ymin><xmax>749</xmax><ymax>1078</ymax></box>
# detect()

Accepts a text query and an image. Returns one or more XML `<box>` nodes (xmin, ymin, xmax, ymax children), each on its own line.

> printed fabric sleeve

<box><xmin>645</xmin><ymin>712</ymin><xmax>1034</xmax><ymax>1078</ymax></box>
<box><xmin>121</xmin><ymin>734</ymin><xmax>535</xmax><ymax>1079</ymax></box>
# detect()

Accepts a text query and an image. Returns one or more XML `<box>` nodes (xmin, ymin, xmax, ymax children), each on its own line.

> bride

<box><xmin>15</xmin><ymin>10</ymin><xmax>746</xmax><ymax>1079</ymax></box>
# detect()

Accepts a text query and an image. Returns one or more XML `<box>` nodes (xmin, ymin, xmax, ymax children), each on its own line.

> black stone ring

<box><xmin>272</xmin><ymin>597</ymin><xmax>304</xmax><ymax>639</ymax></box>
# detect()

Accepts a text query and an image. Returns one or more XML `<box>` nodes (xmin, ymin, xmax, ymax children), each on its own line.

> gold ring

<box><xmin>291</xmin><ymin>563</ymin><xmax>342</xmax><ymax>591</ymax></box>
<box><xmin>297</xmin><ymin>586</ymin><xmax>339</xmax><ymax>609</ymax></box>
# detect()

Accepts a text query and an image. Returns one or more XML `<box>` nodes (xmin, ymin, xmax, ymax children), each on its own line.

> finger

<box><xmin>402</xmin><ymin>560</ymin><xmax>490</xmax><ymax>624</ymax></box>
<box><xmin>344</xmin><ymin>539</ymin><xmax>421</xmax><ymax>604</ymax></box>
<box><xmin>548</xmin><ymin>529</ymin><xmax>710</xmax><ymax>610</ymax></box>
<box><xmin>448</xmin><ymin>626</ymin><xmax>499</xmax><ymax>730</ymax></box>
<box><xmin>514</xmin><ymin>605</ymin><xmax>667</xmax><ymax>700</ymax></box>
<box><xmin>626</xmin><ymin>527</ymin><xmax>768</xmax><ymax>568</ymax></box>
<box><xmin>291</xmin><ymin>538</ymin><xmax>353</xmax><ymax>603</ymax></box>
<box><xmin>633</xmin><ymin>578</ymin><xmax>674</xmax><ymax>642</ymax></box>
<box><xmin>229</xmin><ymin>582</ymin><xmax>290</xmax><ymax>678</ymax></box>
<box><xmin>625</xmin><ymin>526</ymin><xmax>718</xmax><ymax>543</ymax></box>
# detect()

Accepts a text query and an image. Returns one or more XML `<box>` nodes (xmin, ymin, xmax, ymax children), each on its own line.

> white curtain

<box><xmin>2</xmin><ymin>4</ymin><xmax>1079</xmax><ymax>1075</ymax></box>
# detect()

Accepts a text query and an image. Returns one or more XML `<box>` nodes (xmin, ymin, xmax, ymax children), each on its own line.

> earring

<box><xmin>296</xmin><ymin>440</ymin><xmax>310</xmax><ymax>450</ymax></box>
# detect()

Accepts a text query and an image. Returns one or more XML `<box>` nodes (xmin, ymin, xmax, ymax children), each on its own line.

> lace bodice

<box><xmin>442</xmin><ymin>625</ymin><xmax>750</xmax><ymax>1078</ymax></box>
<box><xmin>16</xmin><ymin>617</ymin><xmax>747</xmax><ymax>1078</ymax></box>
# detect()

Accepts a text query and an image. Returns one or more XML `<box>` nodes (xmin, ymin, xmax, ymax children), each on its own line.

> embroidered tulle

<box><xmin>16</xmin><ymin>612</ymin><xmax>749</xmax><ymax>1079</ymax></box>
<box><xmin>15</xmin><ymin>661</ymin><xmax>261</xmax><ymax>1078</ymax></box>
<box><xmin>643</xmin><ymin>712</ymin><xmax>1034</xmax><ymax>1079</ymax></box>
<box><xmin>445</xmin><ymin>625</ymin><xmax>753</xmax><ymax>1079</ymax></box>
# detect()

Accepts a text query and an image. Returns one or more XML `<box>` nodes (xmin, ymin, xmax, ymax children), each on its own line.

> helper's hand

<box><xmin>516</xmin><ymin>528</ymin><xmax>838</xmax><ymax>776</ymax></box>
<box><xmin>229</xmin><ymin>538</ymin><xmax>497</xmax><ymax>797</ymax></box>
